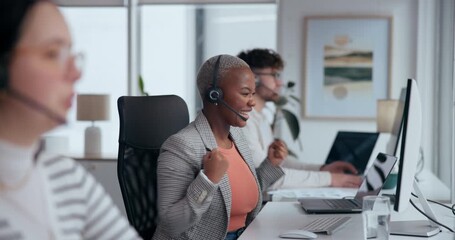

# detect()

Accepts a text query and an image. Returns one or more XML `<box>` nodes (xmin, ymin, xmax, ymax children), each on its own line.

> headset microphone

<box><xmin>205</xmin><ymin>55</ymin><xmax>248</xmax><ymax>122</ymax></box>
<box><xmin>218</xmin><ymin>98</ymin><xmax>248</xmax><ymax>121</ymax></box>
<box><xmin>255</xmin><ymin>80</ymin><xmax>284</xmax><ymax>103</ymax></box>
<box><xmin>8</xmin><ymin>88</ymin><xmax>67</xmax><ymax>125</ymax></box>
<box><xmin>1</xmin><ymin>55</ymin><xmax>66</xmax><ymax>125</ymax></box>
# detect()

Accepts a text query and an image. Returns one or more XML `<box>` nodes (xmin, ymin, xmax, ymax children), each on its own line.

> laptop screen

<box><xmin>354</xmin><ymin>153</ymin><xmax>398</xmax><ymax>201</ymax></box>
<box><xmin>325</xmin><ymin>131</ymin><xmax>379</xmax><ymax>174</ymax></box>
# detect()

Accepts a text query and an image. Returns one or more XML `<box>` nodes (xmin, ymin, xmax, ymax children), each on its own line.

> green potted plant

<box><xmin>272</xmin><ymin>82</ymin><xmax>303</xmax><ymax>157</ymax></box>
<box><xmin>138</xmin><ymin>75</ymin><xmax>149</xmax><ymax>96</ymax></box>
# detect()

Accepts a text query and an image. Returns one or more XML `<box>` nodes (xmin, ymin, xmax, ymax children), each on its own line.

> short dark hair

<box><xmin>237</xmin><ymin>48</ymin><xmax>284</xmax><ymax>70</ymax></box>
<box><xmin>0</xmin><ymin>0</ymin><xmax>38</xmax><ymax>56</ymax></box>
<box><xmin>0</xmin><ymin>0</ymin><xmax>38</xmax><ymax>89</ymax></box>
<box><xmin>197</xmin><ymin>54</ymin><xmax>249</xmax><ymax>101</ymax></box>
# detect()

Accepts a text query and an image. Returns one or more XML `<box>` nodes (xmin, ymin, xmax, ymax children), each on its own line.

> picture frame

<box><xmin>302</xmin><ymin>16</ymin><xmax>392</xmax><ymax>120</ymax></box>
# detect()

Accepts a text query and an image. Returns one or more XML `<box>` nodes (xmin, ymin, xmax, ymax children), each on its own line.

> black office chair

<box><xmin>117</xmin><ymin>95</ymin><xmax>189</xmax><ymax>240</ymax></box>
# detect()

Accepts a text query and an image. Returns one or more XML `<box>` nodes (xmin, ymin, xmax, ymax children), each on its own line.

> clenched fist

<box><xmin>203</xmin><ymin>148</ymin><xmax>229</xmax><ymax>183</ymax></box>
<box><xmin>267</xmin><ymin>139</ymin><xmax>287</xmax><ymax>167</ymax></box>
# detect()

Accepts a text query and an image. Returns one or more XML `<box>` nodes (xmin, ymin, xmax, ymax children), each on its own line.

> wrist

<box><xmin>320</xmin><ymin>164</ymin><xmax>327</xmax><ymax>171</ymax></box>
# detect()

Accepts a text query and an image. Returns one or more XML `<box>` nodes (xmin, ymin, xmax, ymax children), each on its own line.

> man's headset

<box><xmin>205</xmin><ymin>55</ymin><xmax>247</xmax><ymax>121</ymax></box>
<box><xmin>254</xmin><ymin>73</ymin><xmax>281</xmax><ymax>100</ymax></box>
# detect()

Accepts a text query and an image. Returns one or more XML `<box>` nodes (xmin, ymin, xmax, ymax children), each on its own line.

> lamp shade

<box><xmin>77</xmin><ymin>94</ymin><xmax>110</xmax><ymax>121</ymax></box>
<box><xmin>376</xmin><ymin>99</ymin><xmax>399</xmax><ymax>133</ymax></box>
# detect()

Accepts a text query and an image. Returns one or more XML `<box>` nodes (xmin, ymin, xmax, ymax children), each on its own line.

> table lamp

<box><xmin>376</xmin><ymin>99</ymin><xmax>400</xmax><ymax>133</ymax></box>
<box><xmin>377</xmin><ymin>99</ymin><xmax>401</xmax><ymax>154</ymax></box>
<box><xmin>377</xmin><ymin>99</ymin><xmax>400</xmax><ymax>189</ymax></box>
<box><xmin>77</xmin><ymin>94</ymin><xmax>110</xmax><ymax>158</ymax></box>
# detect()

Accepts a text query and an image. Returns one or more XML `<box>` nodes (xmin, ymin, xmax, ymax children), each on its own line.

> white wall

<box><xmin>203</xmin><ymin>4</ymin><xmax>277</xmax><ymax>58</ymax></box>
<box><xmin>277</xmin><ymin>0</ymin><xmax>423</xmax><ymax>164</ymax></box>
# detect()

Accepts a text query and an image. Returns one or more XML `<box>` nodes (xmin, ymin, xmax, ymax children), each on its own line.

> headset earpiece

<box><xmin>204</xmin><ymin>55</ymin><xmax>248</xmax><ymax>122</ymax></box>
<box><xmin>254</xmin><ymin>73</ymin><xmax>263</xmax><ymax>86</ymax></box>
<box><xmin>206</xmin><ymin>87</ymin><xmax>223</xmax><ymax>104</ymax></box>
<box><xmin>0</xmin><ymin>55</ymin><xmax>8</xmax><ymax>90</ymax></box>
<box><xmin>0</xmin><ymin>68</ymin><xmax>7</xmax><ymax>90</ymax></box>
<box><xmin>205</xmin><ymin>55</ymin><xmax>223</xmax><ymax>104</ymax></box>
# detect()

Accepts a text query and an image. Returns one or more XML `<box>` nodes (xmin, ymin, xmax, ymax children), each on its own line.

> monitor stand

<box><xmin>389</xmin><ymin>180</ymin><xmax>441</xmax><ymax>237</ymax></box>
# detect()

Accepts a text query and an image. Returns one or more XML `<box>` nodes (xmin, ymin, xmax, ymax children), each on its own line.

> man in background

<box><xmin>238</xmin><ymin>48</ymin><xmax>362</xmax><ymax>190</ymax></box>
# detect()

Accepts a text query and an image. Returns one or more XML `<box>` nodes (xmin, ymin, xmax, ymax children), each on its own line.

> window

<box><xmin>47</xmin><ymin>7</ymin><xmax>127</xmax><ymax>156</ymax></box>
<box><xmin>48</xmin><ymin>3</ymin><xmax>277</xmax><ymax>155</ymax></box>
<box><xmin>140</xmin><ymin>4</ymin><xmax>277</xmax><ymax>119</ymax></box>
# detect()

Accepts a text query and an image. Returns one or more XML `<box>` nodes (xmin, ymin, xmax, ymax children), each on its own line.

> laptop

<box><xmin>325</xmin><ymin>131</ymin><xmax>380</xmax><ymax>174</ymax></box>
<box><xmin>299</xmin><ymin>152</ymin><xmax>397</xmax><ymax>214</ymax></box>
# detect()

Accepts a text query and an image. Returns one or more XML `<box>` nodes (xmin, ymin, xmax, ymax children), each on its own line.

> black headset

<box><xmin>205</xmin><ymin>55</ymin><xmax>223</xmax><ymax>104</ymax></box>
<box><xmin>0</xmin><ymin>54</ymin><xmax>8</xmax><ymax>90</ymax></box>
<box><xmin>254</xmin><ymin>75</ymin><xmax>261</xmax><ymax>87</ymax></box>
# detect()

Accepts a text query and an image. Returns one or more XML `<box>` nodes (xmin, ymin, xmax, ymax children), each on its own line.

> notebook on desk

<box><xmin>268</xmin><ymin>187</ymin><xmax>358</xmax><ymax>201</ymax></box>
<box><xmin>324</xmin><ymin>131</ymin><xmax>380</xmax><ymax>174</ymax></box>
<box><xmin>299</xmin><ymin>152</ymin><xmax>397</xmax><ymax>214</ymax></box>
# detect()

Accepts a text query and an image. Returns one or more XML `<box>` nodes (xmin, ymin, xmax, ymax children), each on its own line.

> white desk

<box><xmin>239</xmin><ymin>202</ymin><xmax>363</xmax><ymax>239</ymax></box>
<box><xmin>413</xmin><ymin>169</ymin><xmax>451</xmax><ymax>202</ymax></box>
<box><xmin>242</xmin><ymin>170</ymin><xmax>453</xmax><ymax>239</ymax></box>
<box><xmin>267</xmin><ymin>169</ymin><xmax>451</xmax><ymax>203</ymax></box>
<box><xmin>239</xmin><ymin>202</ymin><xmax>455</xmax><ymax>240</ymax></box>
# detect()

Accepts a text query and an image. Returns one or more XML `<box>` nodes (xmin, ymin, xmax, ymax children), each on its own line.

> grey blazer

<box><xmin>152</xmin><ymin>113</ymin><xmax>284</xmax><ymax>240</ymax></box>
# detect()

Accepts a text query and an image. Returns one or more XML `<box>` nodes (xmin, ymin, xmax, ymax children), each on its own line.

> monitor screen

<box><xmin>355</xmin><ymin>152</ymin><xmax>398</xmax><ymax>200</ymax></box>
<box><xmin>394</xmin><ymin>78</ymin><xmax>422</xmax><ymax>212</ymax></box>
<box><xmin>325</xmin><ymin>131</ymin><xmax>380</xmax><ymax>174</ymax></box>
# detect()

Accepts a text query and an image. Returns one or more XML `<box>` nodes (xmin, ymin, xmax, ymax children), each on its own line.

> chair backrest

<box><xmin>117</xmin><ymin>95</ymin><xmax>189</xmax><ymax>240</ymax></box>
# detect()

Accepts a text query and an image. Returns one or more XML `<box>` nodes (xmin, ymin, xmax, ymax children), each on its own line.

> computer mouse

<box><xmin>279</xmin><ymin>229</ymin><xmax>318</xmax><ymax>239</ymax></box>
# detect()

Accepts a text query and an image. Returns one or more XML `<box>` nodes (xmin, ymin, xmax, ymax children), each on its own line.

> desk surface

<box><xmin>239</xmin><ymin>202</ymin><xmax>363</xmax><ymax>239</ymax></box>
<box><xmin>67</xmin><ymin>153</ymin><xmax>117</xmax><ymax>161</ymax></box>
<box><xmin>268</xmin><ymin>169</ymin><xmax>451</xmax><ymax>203</ymax></box>
<box><xmin>239</xmin><ymin>202</ymin><xmax>455</xmax><ymax>240</ymax></box>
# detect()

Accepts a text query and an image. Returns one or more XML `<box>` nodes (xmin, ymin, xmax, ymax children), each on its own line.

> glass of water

<box><xmin>362</xmin><ymin>196</ymin><xmax>391</xmax><ymax>240</ymax></box>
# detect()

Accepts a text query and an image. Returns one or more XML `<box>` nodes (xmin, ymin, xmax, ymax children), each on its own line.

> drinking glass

<box><xmin>362</xmin><ymin>196</ymin><xmax>391</xmax><ymax>240</ymax></box>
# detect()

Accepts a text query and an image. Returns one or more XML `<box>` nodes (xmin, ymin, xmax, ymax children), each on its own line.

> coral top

<box><xmin>219</xmin><ymin>144</ymin><xmax>259</xmax><ymax>231</ymax></box>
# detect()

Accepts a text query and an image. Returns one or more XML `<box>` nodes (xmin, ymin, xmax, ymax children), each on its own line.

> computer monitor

<box><xmin>389</xmin><ymin>79</ymin><xmax>441</xmax><ymax>237</ymax></box>
<box><xmin>394</xmin><ymin>78</ymin><xmax>422</xmax><ymax>213</ymax></box>
<box><xmin>325</xmin><ymin>131</ymin><xmax>380</xmax><ymax>174</ymax></box>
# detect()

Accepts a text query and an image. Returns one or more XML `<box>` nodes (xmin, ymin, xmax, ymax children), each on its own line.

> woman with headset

<box><xmin>0</xmin><ymin>0</ymin><xmax>139</xmax><ymax>239</ymax></box>
<box><xmin>152</xmin><ymin>55</ymin><xmax>287</xmax><ymax>240</ymax></box>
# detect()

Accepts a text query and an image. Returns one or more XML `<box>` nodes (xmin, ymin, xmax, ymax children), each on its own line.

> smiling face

<box><xmin>7</xmin><ymin>1</ymin><xmax>80</xmax><ymax>130</ymax></box>
<box><xmin>218</xmin><ymin>66</ymin><xmax>256</xmax><ymax>127</ymax></box>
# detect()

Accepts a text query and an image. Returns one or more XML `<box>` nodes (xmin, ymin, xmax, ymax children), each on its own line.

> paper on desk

<box><xmin>268</xmin><ymin>187</ymin><xmax>358</xmax><ymax>202</ymax></box>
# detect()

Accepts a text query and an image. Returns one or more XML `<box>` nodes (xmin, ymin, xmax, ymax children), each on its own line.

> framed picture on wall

<box><xmin>302</xmin><ymin>16</ymin><xmax>392</xmax><ymax>120</ymax></box>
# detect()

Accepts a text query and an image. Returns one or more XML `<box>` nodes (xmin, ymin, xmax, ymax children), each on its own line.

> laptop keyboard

<box><xmin>301</xmin><ymin>216</ymin><xmax>352</xmax><ymax>234</ymax></box>
<box><xmin>323</xmin><ymin>199</ymin><xmax>359</xmax><ymax>209</ymax></box>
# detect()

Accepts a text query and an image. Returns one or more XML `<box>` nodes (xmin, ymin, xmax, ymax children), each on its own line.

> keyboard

<box><xmin>301</xmin><ymin>216</ymin><xmax>352</xmax><ymax>234</ymax></box>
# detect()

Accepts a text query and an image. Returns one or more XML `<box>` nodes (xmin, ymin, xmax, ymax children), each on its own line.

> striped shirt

<box><xmin>0</xmin><ymin>140</ymin><xmax>140</xmax><ymax>240</ymax></box>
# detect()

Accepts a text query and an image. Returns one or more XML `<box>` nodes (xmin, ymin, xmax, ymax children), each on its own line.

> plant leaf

<box><xmin>281</xmin><ymin>109</ymin><xmax>300</xmax><ymax>140</ymax></box>
<box><xmin>138</xmin><ymin>75</ymin><xmax>149</xmax><ymax>96</ymax></box>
